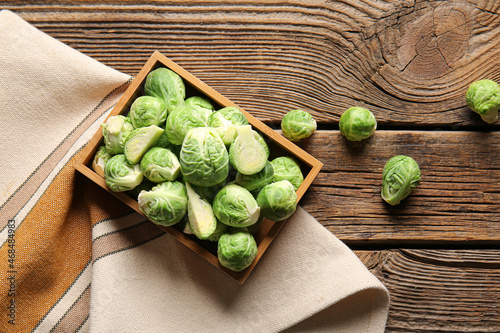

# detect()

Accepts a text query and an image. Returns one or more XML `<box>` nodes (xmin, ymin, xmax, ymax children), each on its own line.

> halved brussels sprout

<box><xmin>256</xmin><ymin>180</ymin><xmax>297</xmax><ymax>221</ymax></box>
<box><xmin>207</xmin><ymin>106</ymin><xmax>249</xmax><ymax>145</ymax></box>
<box><xmin>104</xmin><ymin>154</ymin><xmax>143</xmax><ymax>192</ymax></box>
<box><xmin>271</xmin><ymin>156</ymin><xmax>303</xmax><ymax>191</ymax></box>
<box><xmin>229</xmin><ymin>125</ymin><xmax>270</xmax><ymax>175</ymax></box>
<box><xmin>101</xmin><ymin>115</ymin><xmax>134</xmax><ymax>155</ymax></box>
<box><xmin>217</xmin><ymin>231</ymin><xmax>258</xmax><ymax>272</ymax></box>
<box><xmin>128</xmin><ymin>96</ymin><xmax>167</xmax><ymax>128</ymax></box>
<box><xmin>466</xmin><ymin>79</ymin><xmax>500</xmax><ymax>124</ymax></box>
<box><xmin>381</xmin><ymin>155</ymin><xmax>421</xmax><ymax>205</ymax></box>
<box><xmin>234</xmin><ymin>160</ymin><xmax>274</xmax><ymax>194</ymax></box>
<box><xmin>212</xmin><ymin>183</ymin><xmax>260</xmax><ymax>228</ymax></box>
<box><xmin>185</xmin><ymin>96</ymin><xmax>214</xmax><ymax>123</ymax></box>
<box><xmin>123</xmin><ymin>125</ymin><xmax>164</xmax><ymax>164</ymax></box>
<box><xmin>339</xmin><ymin>106</ymin><xmax>377</xmax><ymax>141</ymax></box>
<box><xmin>140</xmin><ymin>147</ymin><xmax>181</xmax><ymax>183</ymax></box>
<box><xmin>144</xmin><ymin>67</ymin><xmax>185</xmax><ymax>114</ymax></box>
<box><xmin>180</xmin><ymin>127</ymin><xmax>229</xmax><ymax>187</ymax></box>
<box><xmin>185</xmin><ymin>182</ymin><xmax>217</xmax><ymax>240</ymax></box>
<box><xmin>138</xmin><ymin>181</ymin><xmax>187</xmax><ymax>226</ymax></box>
<box><xmin>281</xmin><ymin>109</ymin><xmax>317</xmax><ymax>142</ymax></box>
<box><xmin>165</xmin><ymin>105</ymin><xmax>207</xmax><ymax>145</ymax></box>
<box><xmin>92</xmin><ymin>145</ymin><xmax>112</xmax><ymax>178</ymax></box>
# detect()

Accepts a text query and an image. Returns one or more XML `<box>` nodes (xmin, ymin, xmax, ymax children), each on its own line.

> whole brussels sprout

<box><xmin>128</xmin><ymin>96</ymin><xmax>167</xmax><ymax>128</ymax></box>
<box><xmin>256</xmin><ymin>180</ymin><xmax>297</xmax><ymax>221</ymax></box>
<box><xmin>185</xmin><ymin>182</ymin><xmax>217</xmax><ymax>240</ymax></box>
<box><xmin>140</xmin><ymin>147</ymin><xmax>181</xmax><ymax>183</ymax></box>
<box><xmin>104</xmin><ymin>154</ymin><xmax>143</xmax><ymax>192</ymax></box>
<box><xmin>208</xmin><ymin>106</ymin><xmax>249</xmax><ymax>145</ymax></box>
<box><xmin>101</xmin><ymin>115</ymin><xmax>134</xmax><ymax>155</ymax></box>
<box><xmin>123</xmin><ymin>125</ymin><xmax>164</xmax><ymax>164</ymax></box>
<box><xmin>138</xmin><ymin>181</ymin><xmax>188</xmax><ymax>226</ymax></box>
<box><xmin>466</xmin><ymin>79</ymin><xmax>500</xmax><ymax>124</ymax></box>
<box><xmin>144</xmin><ymin>67</ymin><xmax>185</xmax><ymax>114</ymax></box>
<box><xmin>185</xmin><ymin>96</ymin><xmax>215</xmax><ymax>123</ymax></box>
<box><xmin>229</xmin><ymin>125</ymin><xmax>270</xmax><ymax>175</ymax></box>
<box><xmin>92</xmin><ymin>145</ymin><xmax>112</xmax><ymax>178</ymax></box>
<box><xmin>381</xmin><ymin>155</ymin><xmax>421</xmax><ymax>205</ymax></box>
<box><xmin>271</xmin><ymin>156</ymin><xmax>304</xmax><ymax>191</ymax></box>
<box><xmin>165</xmin><ymin>105</ymin><xmax>207</xmax><ymax>145</ymax></box>
<box><xmin>235</xmin><ymin>160</ymin><xmax>274</xmax><ymax>194</ymax></box>
<box><xmin>180</xmin><ymin>127</ymin><xmax>229</xmax><ymax>187</ymax></box>
<box><xmin>339</xmin><ymin>106</ymin><xmax>377</xmax><ymax>141</ymax></box>
<box><xmin>217</xmin><ymin>231</ymin><xmax>258</xmax><ymax>272</ymax></box>
<box><xmin>212</xmin><ymin>184</ymin><xmax>260</xmax><ymax>228</ymax></box>
<box><xmin>281</xmin><ymin>109</ymin><xmax>317</xmax><ymax>142</ymax></box>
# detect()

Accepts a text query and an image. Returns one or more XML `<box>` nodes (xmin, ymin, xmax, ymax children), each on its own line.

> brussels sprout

<box><xmin>339</xmin><ymin>106</ymin><xmax>377</xmax><ymax>141</ymax></box>
<box><xmin>381</xmin><ymin>155</ymin><xmax>421</xmax><ymax>205</ymax></box>
<box><xmin>144</xmin><ymin>67</ymin><xmax>185</xmax><ymax>114</ymax></box>
<box><xmin>185</xmin><ymin>96</ymin><xmax>215</xmax><ymax>123</ymax></box>
<box><xmin>101</xmin><ymin>115</ymin><xmax>134</xmax><ymax>155</ymax></box>
<box><xmin>165</xmin><ymin>106</ymin><xmax>207</xmax><ymax>145</ymax></box>
<box><xmin>140</xmin><ymin>147</ymin><xmax>181</xmax><ymax>183</ymax></box>
<box><xmin>123</xmin><ymin>125</ymin><xmax>164</xmax><ymax>164</ymax></box>
<box><xmin>235</xmin><ymin>160</ymin><xmax>274</xmax><ymax>193</ymax></box>
<box><xmin>217</xmin><ymin>231</ymin><xmax>258</xmax><ymax>272</ymax></box>
<box><xmin>104</xmin><ymin>154</ymin><xmax>143</xmax><ymax>192</ymax></box>
<box><xmin>208</xmin><ymin>106</ymin><xmax>249</xmax><ymax>145</ymax></box>
<box><xmin>271</xmin><ymin>156</ymin><xmax>304</xmax><ymax>191</ymax></box>
<box><xmin>212</xmin><ymin>184</ymin><xmax>260</xmax><ymax>228</ymax></box>
<box><xmin>128</xmin><ymin>96</ymin><xmax>167</xmax><ymax>128</ymax></box>
<box><xmin>466</xmin><ymin>79</ymin><xmax>500</xmax><ymax>124</ymax></box>
<box><xmin>185</xmin><ymin>182</ymin><xmax>217</xmax><ymax>240</ymax></box>
<box><xmin>138</xmin><ymin>181</ymin><xmax>188</xmax><ymax>226</ymax></box>
<box><xmin>256</xmin><ymin>180</ymin><xmax>297</xmax><ymax>221</ymax></box>
<box><xmin>229</xmin><ymin>125</ymin><xmax>270</xmax><ymax>175</ymax></box>
<box><xmin>207</xmin><ymin>221</ymin><xmax>229</xmax><ymax>242</ymax></box>
<box><xmin>180</xmin><ymin>127</ymin><xmax>229</xmax><ymax>187</ymax></box>
<box><xmin>281</xmin><ymin>109</ymin><xmax>317</xmax><ymax>142</ymax></box>
<box><xmin>92</xmin><ymin>145</ymin><xmax>112</xmax><ymax>178</ymax></box>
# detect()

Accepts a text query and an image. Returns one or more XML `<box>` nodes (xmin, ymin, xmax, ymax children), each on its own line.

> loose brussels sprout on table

<box><xmin>137</xmin><ymin>181</ymin><xmax>188</xmax><ymax>226</ymax></box>
<box><xmin>271</xmin><ymin>156</ymin><xmax>304</xmax><ymax>191</ymax></box>
<box><xmin>140</xmin><ymin>147</ymin><xmax>181</xmax><ymax>183</ymax></box>
<box><xmin>339</xmin><ymin>106</ymin><xmax>377</xmax><ymax>141</ymax></box>
<box><xmin>144</xmin><ymin>67</ymin><xmax>185</xmax><ymax>114</ymax></box>
<box><xmin>381</xmin><ymin>155</ymin><xmax>421</xmax><ymax>205</ymax></box>
<box><xmin>466</xmin><ymin>79</ymin><xmax>500</xmax><ymax>124</ymax></box>
<box><xmin>229</xmin><ymin>125</ymin><xmax>270</xmax><ymax>175</ymax></box>
<box><xmin>281</xmin><ymin>109</ymin><xmax>317</xmax><ymax>142</ymax></box>
<box><xmin>257</xmin><ymin>180</ymin><xmax>297</xmax><ymax>221</ymax></box>
<box><xmin>104</xmin><ymin>154</ymin><xmax>143</xmax><ymax>192</ymax></box>
<box><xmin>217</xmin><ymin>231</ymin><xmax>258</xmax><ymax>272</ymax></box>
<box><xmin>101</xmin><ymin>115</ymin><xmax>134</xmax><ymax>155</ymax></box>
<box><xmin>212</xmin><ymin>184</ymin><xmax>261</xmax><ymax>228</ymax></box>
<box><xmin>208</xmin><ymin>106</ymin><xmax>249</xmax><ymax>145</ymax></box>
<box><xmin>128</xmin><ymin>96</ymin><xmax>167</xmax><ymax>128</ymax></box>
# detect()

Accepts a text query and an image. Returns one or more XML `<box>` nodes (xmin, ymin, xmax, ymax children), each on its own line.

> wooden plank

<box><xmin>356</xmin><ymin>250</ymin><xmax>500</xmax><ymax>332</ymax></box>
<box><xmin>3</xmin><ymin>0</ymin><xmax>500</xmax><ymax>127</ymax></box>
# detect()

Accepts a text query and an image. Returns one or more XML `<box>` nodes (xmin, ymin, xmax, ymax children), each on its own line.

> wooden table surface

<box><xmin>5</xmin><ymin>1</ymin><xmax>499</xmax><ymax>331</ymax></box>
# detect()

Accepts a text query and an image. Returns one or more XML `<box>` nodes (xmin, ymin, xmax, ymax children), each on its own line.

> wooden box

<box><xmin>75</xmin><ymin>51</ymin><xmax>323</xmax><ymax>284</ymax></box>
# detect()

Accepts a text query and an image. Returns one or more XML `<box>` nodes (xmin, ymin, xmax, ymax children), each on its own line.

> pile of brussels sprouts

<box><xmin>92</xmin><ymin>67</ymin><xmax>306</xmax><ymax>272</ymax></box>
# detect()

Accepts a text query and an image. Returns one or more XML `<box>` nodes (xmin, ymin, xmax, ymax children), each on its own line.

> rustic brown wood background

<box><xmin>4</xmin><ymin>0</ymin><xmax>499</xmax><ymax>331</ymax></box>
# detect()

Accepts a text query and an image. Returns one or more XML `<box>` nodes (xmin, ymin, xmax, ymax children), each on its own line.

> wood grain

<box><xmin>3</xmin><ymin>0</ymin><xmax>500</xmax><ymax>127</ymax></box>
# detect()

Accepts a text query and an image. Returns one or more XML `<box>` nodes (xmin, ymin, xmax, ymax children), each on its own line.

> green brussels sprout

<box><xmin>123</xmin><ymin>125</ymin><xmax>164</xmax><ymax>164</ymax></box>
<box><xmin>144</xmin><ymin>67</ymin><xmax>185</xmax><ymax>114</ymax></box>
<box><xmin>104</xmin><ymin>154</ymin><xmax>143</xmax><ymax>192</ymax></box>
<box><xmin>256</xmin><ymin>180</ymin><xmax>297</xmax><ymax>221</ymax></box>
<box><xmin>137</xmin><ymin>181</ymin><xmax>188</xmax><ymax>226</ymax></box>
<box><xmin>466</xmin><ymin>79</ymin><xmax>500</xmax><ymax>124</ymax></box>
<box><xmin>101</xmin><ymin>115</ymin><xmax>135</xmax><ymax>155</ymax></box>
<box><xmin>207</xmin><ymin>106</ymin><xmax>249</xmax><ymax>145</ymax></box>
<box><xmin>381</xmin><ymin>155</ymin><xmax>421</xmax><ymax>205</ymax></box>
<box><xmin>235</xmin><ymin>160</ymin><xmax>274</xmax><ymax>193</ymax></box>
<box><xmin>185</xmin><ymin>96</ymin><xmax>215</xmax><ymax>123</ymax></box>
<box><xmin>271</xmin><ymin>156</ymin><xmax>304</xmax><ymax>191</ymax></box>
<box><xmin>128</xmin><ymin>96</ymin><xmax>167</xmax><ymax>128</ymax></box>
<box><xmin>140</xmin><ymin>147</ymin><xmax>181</xmax><ymax>183</ymax></box>
<box><xmin>212</xmin><ymin>184</ymin><xmax>261</xmax><ymax>228</ymax></box>
<box><xmin>217</xmin><ymin>231</ymin><xmax>258</xmax><ymax>272</ymax></box>
<box><xmin>229</xmin><ymin>125</ymin><xmax>270</xmax><ymax>175</ymax></box>
<box><xmin>92</xmin><ymin>145</ymin><xmax>112</xmax><ymax>178</ymax></box>
<box><xmin>180</xmin><ymin>127</ymin><xmax>229</xmax><ymax>187</ymax></box>
<box><xmin>339</xmin><ymin>106</ymin><xmax>377</xmax><ymax>141</ymax></box>
<box><xmin>207</xmin><ymin>221</ymin><xmax>229</xmax><ymax>242</ymax></box>
<box><xmin>281</xmin><ymin>109</ymin><xmax>317</xmax><ymax>142</ymax></box>
<box><xmin>165</xmin><ymin>106</ymin><xmax>207</xmax><ymax>145</ymax></box>
<box><xmin>185</xmin><ymin>182</ymin><xmax>217</xmax><ymax>240</ymax></box>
